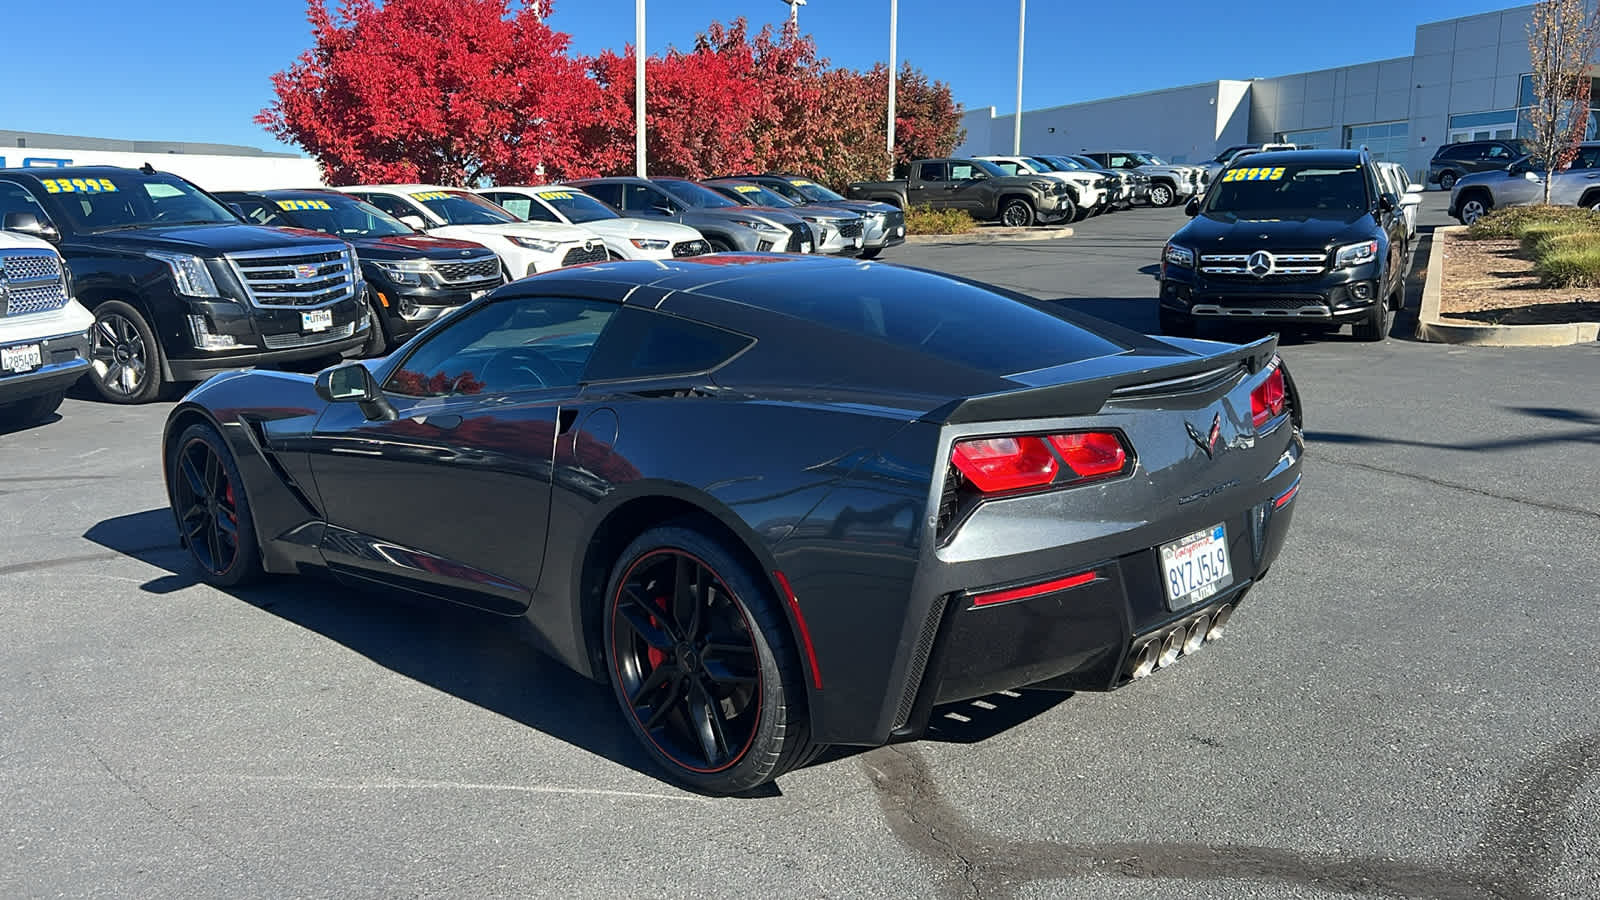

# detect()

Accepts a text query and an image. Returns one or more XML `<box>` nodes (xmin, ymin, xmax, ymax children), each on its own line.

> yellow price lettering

<box><xmin>41</xmin><ymin>179</ymin><xmax>60</xmax><ymax>193</ymax></box>
<box><xmin>540</xmin><ymin>191</ymin><xmax>573</xmax><ymax>200</ymax></box>
<box><xmin>1246</xmin><ymin>168</ymin><xmax>1262</xmax><ymax>181</ymax></box>
<box><xmin>790</xmin><ymin>179</ymin><xmax>813</xmax><ymax>186</ymax></box>
<box><xmin>1270</xmin><ymin>167</ymin><xmax>1285</xmax><ymax>180</ymax></box>
<box><xmin>99</xmin><ymin>179</ymin><xmax>117</xmax><ymax>192</ymax></box>
<box><xmin>735</xmin><ymin>185</ymin><xmax>759</xmax><ymax>193</ymax></box>
<box><xmin>71</xmin><ymin>178</ymin><xmax>92</xmax><ymax>192</ymax></box>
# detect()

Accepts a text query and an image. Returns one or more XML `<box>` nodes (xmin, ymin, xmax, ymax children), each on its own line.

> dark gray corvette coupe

<box><xmin>162</xmin><ymin>254</ymin><xmax>1304</xmax><ymax>794</ymax></box>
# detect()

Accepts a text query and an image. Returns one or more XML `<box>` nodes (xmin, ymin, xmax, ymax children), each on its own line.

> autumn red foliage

<box><xmin>261</xmin><ymin>2</ymin><xmax>964</xmax><ymax>189</ymax></box>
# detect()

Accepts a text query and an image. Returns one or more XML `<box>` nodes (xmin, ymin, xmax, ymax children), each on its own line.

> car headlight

<box><xmin>508</xmin><ymin>235</ymin><xmax>562</xmax><ymax>253</ymax></box>
<box><xmin>729</xmin><ymin>218</ymin><xmax>770</xmax><ymax>231</ymax></box>
<box><xmin>373</xmin><ymin>258</ymin><xmax>436</xmax><ymax>286</ymax></box>
<box><xmin>1333</xmin><ymin>240</ymin><xmax>1379</xmax><ymax>268</ymax></box>
<box><xmin>629</xmin><ymin>238</ymin><xmax>670</xmax><ymax>250</ymax></box>
<box><xmin>1163</xmin><ymin>242</ymin><xmax>1195</xmax><ymax>269</ymax></box>
<box><xmin>147</xmin><ymin>251</ymin><xmax>220</xmax><ymax>298</ymax></box>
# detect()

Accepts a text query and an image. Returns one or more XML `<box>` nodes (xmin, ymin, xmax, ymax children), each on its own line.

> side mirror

<box><xmin>1400</xmin><ymin>192</ymin><xmax>1422</xmax><ymax>208</ymax></box>
<box><xmin>3</xmin><ymin>211</ymin><xmax>60</xmax><ymax>242</ymax></box>
<box><xmin>1184</xmin><ymin>197</ymin><xmax>1201</xmax><ymax>216</ymax></box>
<box><xmin>315</xmin><ymin>363</ymin><xmax>396</xmax><ymax>421</ymax></box>
<box><xmin>1378</xmin><ymin>193</ymin><xmax>1397</xmax><ymax>213</ymax></box>
<box><xmin>398</xmin><ymin>214</ymin><xmax>428</xmax><ymax>232</ymax></box>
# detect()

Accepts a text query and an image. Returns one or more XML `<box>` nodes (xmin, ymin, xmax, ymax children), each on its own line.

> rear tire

<box><xmin>0</xmin><ymin>390</ymin><xmax>65</xmax><ymax>430</ymax></box>
<box><xmin>1439</xmin><ymin>171</ymin><xmax>1458</xmax><ymax>190</ymax></box>
<box><xmin>603</xmin><ymin>524</ymin><xmax>819</xmax><ymax>794</ymax></box>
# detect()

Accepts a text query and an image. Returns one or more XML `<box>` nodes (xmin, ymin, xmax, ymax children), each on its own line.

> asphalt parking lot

<box><xmin>4</xmin><ymin>195</ymin><xmax>1597</xmax><ymax>899</ymax></box>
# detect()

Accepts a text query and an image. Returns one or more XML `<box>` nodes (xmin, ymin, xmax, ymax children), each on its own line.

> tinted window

<box><xmin>582</xmin><ymin>182</ymin><xmax>624</xmax><ymax>207</ymax></box>
<box><xmin>361</xmin><ymin>193</ymin><xmax>425</xmax><ymax>221</ymax></box>
<box><xmin>656</xmin><ymin>181</ymin><xmax>738</xmax><ymax>209</ymax></box>
<box><xmin>489</xmin><ymin>194</ymin><xmax>558</xmax><ymax>223</ymax></box>
<box><xmin>229</xmin><ymin>197</ymin><xmax>282</xmax><ymax>225</ymax></box>
<box><xmin>1574</xmin><ymin>146</ymin><xmax>1600</xmax><ymax>169</ymax></box>
<box><xmin>1205</xmin><ymin>162</ymin><xmax>1370</xmax><ymax>215</ymax></box>
<box><xmin>784</xmin><ymin>179</ymin><xmax>845</xmax><ymax>202</ymax></box>
<box><xmin>270</xmin><ymin>194</ymin><xmax>413</xmax><ymax>237</ymax></box>
<box><xmin>721</xmin><ymin>183</ymin><xmax>794</xmax><ymax>207</ymax></box>
<box><xmin>412</xmin><ymin>190</ymin><xmax>517</xmax><ymax>225</ymax></box>
<box><xmin>987</xmin><ymin>160</ymin><xmax>1024</xmax><ymax>175</ymax></box>
<box><xmin>530</xmin><ymin>190</ymin><xmax>619</xmax><ymax>223</ymax></box>
<box><xmin>1484</xmin><ymin>144</ymin><xmax>1513</xmax><ymax>160</ymax></box>
<box><xmin>918</xmin><ymin>162</ymin><xmax>947</xmax><ymax>182</ymax></box>
<box><xmin>37</xmin><ymin>172</ymin><xmax>237</xmax><ymax>232</ymax></box>
<box><xmin>386</xmin><ymin>297</ymin><xmax>615</xmax><ymax>397</ymax></box>
<box><xmin>713</xmin><ymin>267</ymin><xmax>1124</xmax><ymax>376</ymax></box>
<box><xmin>584</xmin><ymin>307</ymin><xmax>752</xmax><ymax>381</ymax></box>
<box><xmin>0</xmin><ymin>181</ymin><xmax>50</xmax><ymax>224</ymax></box>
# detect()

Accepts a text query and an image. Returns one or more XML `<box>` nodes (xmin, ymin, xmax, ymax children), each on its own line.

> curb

<box><xmin>1415</xmin><ymin>225</ymin><xmax>1600</xmax><ymax>346</ymax></box>
<box><xmin>905</xmin><ymin>226</ymin><xmax>1074</xmax><ymax>246</ymax></box>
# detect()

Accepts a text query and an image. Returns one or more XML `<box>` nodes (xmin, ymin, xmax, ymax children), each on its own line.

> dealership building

<box><xmin>0</xmin><ymin>130</ymin><xmax>322</xmax><ymax>190</ymax></box>
<box><xmin>957</xmin><ymin>3</ymin><xmax>1558</xmax><ymax>181</ymax></box>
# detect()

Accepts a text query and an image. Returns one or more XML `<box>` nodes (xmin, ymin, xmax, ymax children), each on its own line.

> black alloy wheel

<box><xmin>169</xmin><ymin>423</ymin><xmax>262</xmax><ymax>587</ymax></box>
<box><xmin>1001</xmin><ymin>198</ymin><xmax>1037</xmax><ymax>228</ymax></box>
<box><xmin>604</xmin><ymin>525</ymin><xmax>818</xmax><ymax>794</ymax></box>
<box><xmin>88</xmin><ymin>300</ymin><xmax>165</xmax><ymax>404</ymax></box>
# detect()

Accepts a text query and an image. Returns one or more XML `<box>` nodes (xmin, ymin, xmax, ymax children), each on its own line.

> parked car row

<box><xmin>1447</xmin><ymin>141</ymin><xmax>1600</xmax><ymax>224</ymax></box>
<box><xmin>0</xmin><ymin>164</ymin><xmax>910</xmax><ymax>421</ymax></box>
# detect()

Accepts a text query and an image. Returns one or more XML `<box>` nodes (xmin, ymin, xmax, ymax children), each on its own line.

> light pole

<box><xmin>780</xmin><ymin>0</ymin><xmax>806</xmax><ymax>25</ymax></box>
<box><xmin>635</xmin><ymin>0</ymin><xmax>646</xmax><ymax>176</ymax></box>
<box><xmin>1013</xmin><ymin>0</ymin><xmax>1025</xmax><ymax>155</ymax></box>
<box><xmin>887</xmin><ymin>0</ymin><xmax>897</xmax><ymax>176</ymax></box>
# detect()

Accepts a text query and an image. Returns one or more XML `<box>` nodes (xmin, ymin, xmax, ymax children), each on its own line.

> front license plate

<box><xmin>301</xmin><ymin>309</ymin><xmax>333</xmax><ymax>332</ymax></box>
<box><xmin>469</xmin><ymin>289</ymin><xmax>490</xmax><ymax>301</ymax></box>
<box><xmin>1160</xmin><ymin>524</ymin><xmax>1231</xmax><ymax>610</ymax></box>
<box><xmin>1</xmin><ymin>343</ymin><xmax>43</xmax><ymax>374</ymax></box>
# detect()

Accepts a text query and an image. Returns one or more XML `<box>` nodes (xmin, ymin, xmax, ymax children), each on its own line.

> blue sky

<box><xmin>6</xmin><ymin>0</ymin><xmax>1521</xmax><ymax>154</ymax></box>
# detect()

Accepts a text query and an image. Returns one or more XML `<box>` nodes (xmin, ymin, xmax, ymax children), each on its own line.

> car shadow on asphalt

<box><xmin>83</xmin><ymin>508</ymin><xmax>1088</xmax><ymax>796</ymax></box>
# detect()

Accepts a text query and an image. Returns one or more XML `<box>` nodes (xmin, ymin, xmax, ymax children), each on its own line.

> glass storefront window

<box><xmin>1277</xmin><ymin>128</ymin><xmax>1333</xmax><ymax>149</ymax></box>
<box><xmin>1345</xmin><ymin>121</ymin><xmax>1409</xmax><ymax>163</ymax></box>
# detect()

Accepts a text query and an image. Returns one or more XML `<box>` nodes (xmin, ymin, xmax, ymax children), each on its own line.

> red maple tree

<box><xmin>258</xmin><ymin>0</ymin><xmax>603</xmax><ymax>185</ymax></box>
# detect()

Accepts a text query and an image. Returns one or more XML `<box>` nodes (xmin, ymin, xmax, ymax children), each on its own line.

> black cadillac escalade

<box><xmin>0</xmin><ymin>166</ymin><xmax>369</xmax><ymax>403</ymax></box>
<box><xmin>1157</xmin><ymin>149</ymin><xmax>1413</xmax><ymax>342</ymax></box>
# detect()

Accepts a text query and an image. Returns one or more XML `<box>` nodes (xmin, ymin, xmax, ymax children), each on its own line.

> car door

<box><xmin>1550</xmin><ymin>145</ymin><xmax>1600</xmax><ymax>206</ymax></box>
<box><xmin>306</xmin><ymin>294</ymin><xmax>618</xmax><ymax>613</ymax></box>
<box><xmin>908</xmin><ymin>161</ymin><xmax>947</xmax><ymax>209</ymax></box>
<box><xmin>946</xmin><ymin>160</ymin><xmax>996</xmax><ymax>214</ymax></box>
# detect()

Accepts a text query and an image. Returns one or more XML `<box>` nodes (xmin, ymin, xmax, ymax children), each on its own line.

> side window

<box><xmin>518</xmin><ymin>198</ymin><xmax>561</xmax><ymax>223</ymax></box>
<box><xmin>917</xmin><ymin>162</ymin><xmax>948</xmax><ymax>182</ymax></box>
<box><xmin>485</xmin><ymin>194</ymin><xmax>530</xmax><ymax>220</ymax></box>
<box><xmin>232</xmin><ymin>199</ymin><xmax>283</xmax><ymax>226</ymax></box>
<box><xmin>624</xmin><ymin>184</ymin><xmax>669</xmax><ymax>213</ymax></box>
<box><xmin>584</xmin><ymin>182</ymin><xmax>623</xmax><ymax>207</ymax></box>
<box><xmin>0</xmin><ymin>181</ymin><xmax>48</xmax><ymax>225</ymax></box>
<box><xmin>386</xmin><ymin>297</ymin><xmax>617</xmax><ymax>398</ymax></box>
<box><xmin>1484</xmin><ymin>144</ymin><xmax>1510</xmax><ymax>160</ymax></box>
<box><xmin>949</xmin><ymin>162</ymin><xmax>981</xmax><ymax>180</ymax></box>
<box><xmin>1575</xmin><ymin>146</ymin><xmax>1600</xmax><ymax>169</ymax></box>
<box><xmin>584</xmin><ymin>307</ymin><xmax>753</xmax><ymax>382</ymax></box>
<box><xmin>1108</xmin><ymin>154</ymin><xmax>1134</xmax><ymax>168</ymax></box>
<box><xmin>363</xmin><ymin>193</ymin><xmax>422</xmax><ymax>220</ymax></box>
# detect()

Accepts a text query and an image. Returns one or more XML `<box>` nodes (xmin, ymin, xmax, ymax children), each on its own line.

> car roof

<box><xmin>1229</xmin><ymin>148</ymin><xmax>1364</xmax><ymax>166</ymax></box>
<box><xmin>0</xmin><ymin>165</ymin><xmax>169</xmax><ymax>179</ymax></box>
<box><xmin>339</xmin><ymin>184</ymin><xmax>466</xmax><ymax>193</ymax></box>
<box><xmin>217</xmin><ymin>188</ymin><xmax>346</xmax><ymax>200</ymax></box>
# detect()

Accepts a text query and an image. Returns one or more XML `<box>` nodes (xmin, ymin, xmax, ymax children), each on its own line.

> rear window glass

<box><xmin>706</xmin><ymin>267</ymin><xmax>1124</xmax><ymax>376</ymax></box>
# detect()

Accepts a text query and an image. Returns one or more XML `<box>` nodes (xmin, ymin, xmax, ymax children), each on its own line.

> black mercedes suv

<box><xmin>0</xmin><ymin>166</ymin><xmax>369</xmax><ymax>403</ymax></box>
<box><xmin>217</xmin><ymin>189</ymin><xmax>503</xmax><ymax>355</ymax></box>
<box><xmin>1157</xmin><ymin>149</ymin><xmax>1413</xmax><ymax>342</ymax></box>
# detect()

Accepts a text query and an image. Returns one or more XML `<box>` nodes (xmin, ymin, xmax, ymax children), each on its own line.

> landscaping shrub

<box><xmin>1533</xmin><ymin>232</ymin><xmax>1600</xmax><ymax>287</ymax></box>
<box><xmin>1518</xmin><ymin>222</ymin><xmax>1592</xmax><ymax>255</ymax></box>
<box><xmin>1464</xmin><ymin>205</ymin><xmax>1600</xmax><ymax>240</ymax></box>
<box><xmin>904</xmin><ymin>206</ymin><xmax>975</xmax><ymax>236</ymax></box>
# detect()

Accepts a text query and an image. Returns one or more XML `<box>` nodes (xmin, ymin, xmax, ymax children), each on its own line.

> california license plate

<box><xmin>301</xmin><ymin>309</ymin><xmax>333</xmax><ymax>332</ymax></box>
<box><xmin>1160</xmin><ymin>524</ymin><xmax>1231</xmax><ymax>610</ymax></box>
<box><xmin>1</xmin><ymin>343</ymin><xmax>42</xmax><ymax>374</ymax></box>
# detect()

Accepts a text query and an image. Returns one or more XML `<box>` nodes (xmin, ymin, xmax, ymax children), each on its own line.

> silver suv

<box><xmin>1449</xmin><ymin>142</ymin><xmax>1600</xmax><ymax>224</ymax></box>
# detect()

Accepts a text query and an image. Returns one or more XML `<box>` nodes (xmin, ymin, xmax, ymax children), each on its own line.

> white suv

<box><xmin>475</xmin><ymin>186</ymin><xmax>709</xmax><ymax>261</ymax></box>
<box><xmin>978</xmin><ymin>155</ymin><xmax>1106</xmax><ymax>220</ymax></box>
<box><xmin>339</xmin><ymin>185</ymin><xmax>608</xmax><ymax>279</ymax></box>
<box><xmin>0</xmin><ymin>231</ymin><xmax>92</xmax><ymax>429</ymax></box>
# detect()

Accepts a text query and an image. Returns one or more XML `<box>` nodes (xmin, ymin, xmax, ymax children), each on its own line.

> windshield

<box><xmin>267</xmin><ymin>194</ymin><xmax>412</xmax><ymax>237</ymax></box>
<box><xmin>1204</xmin><ymin>163</ymin><xmax>1371</xmax><ymax>216</ymax></box>
<box><xmin>657</xmin><ymin>180</ymin><xmax>738</xmax><ymax>209</ymax></box>
<box><xmin>971</xmin><ymin>159</ymin><xmax>1009</xmax><ymax>178</ymax></box>
<box><xmin>1041</xmin><ymin>156</ymin><xmax>1087</xmax><ymax>172</ymax></box>
<box><xmin>984</xmin><ymin>159</ymin><xmax>1036</xmax><ymax>176</ymax></box>
<box><xmin>41</xmin><ymin>172</ymin><xmax>239</xmax><ymax>232</ymax></box>
<box><xmin>1071</xmin><ymin>155</ymin><xmax>1106</xmax><ymax>170</ymax></box>
<box><xmin>723</xmin><ymin>183</ymin><xmax>796</xmax><ymax>207</ymax></box>
<box><xmin>785</xmin><ymin>179</ymin><xmax>846</xmax><ymax>202</ymax></box>
<box><xmin>532</xmin><ymin>189</ymin><xmax>619</xmax><ymax>223</ymax></box>
<box><xmin>414</xmin><ymin>190</ymin><xmax>517</xmax><ymax>225</ymax></box>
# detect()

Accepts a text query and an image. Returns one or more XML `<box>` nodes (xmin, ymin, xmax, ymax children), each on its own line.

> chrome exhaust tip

<box><xmin>1183</xmin><ymin>615</ymin><xmax>1209</xmax><ymax>655</ymax></box>
<box><xmin>1130</xmin><ymin>641</ymin><xmax>1159</xmax><ymax>679</ymax></box>
<box><xmin>1158</xmin><ymin>629</ymin><xmax>1183</xmax><ymax>668</ymax></box>
<box><xmin>1206</xmin><ymin>603</ymin><xmax>1235</xmax><ymax>642</ymax></box>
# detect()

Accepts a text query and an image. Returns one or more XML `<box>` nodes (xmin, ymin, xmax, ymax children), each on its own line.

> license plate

<box><xmin>469</xmin><ymin>289</ymin><xmax>489</xmax><ymax>301</ymax></box>
<box><xmin>301</xmin><ymin>309</ymin><xmax>333</xmax><ymax>332</ymax></box>
<box><xmin>1</xmin><ymin>343</ymin><xmax>42</xmax><ymax>374</ymax></box>
<box><xmin>801</xmin><ymin>242</ymin><xmax>813</xmax><ymax>254</ymax></box>
<box><xmin>1160</xmin><ymin>524</ymin><xmax>1231</xmax><ymax>610</ymax></box>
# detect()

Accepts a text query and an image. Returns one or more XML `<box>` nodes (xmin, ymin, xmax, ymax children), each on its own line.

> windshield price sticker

<box><xmin>790</xmin><ymin>179</ymin><xmax>815</xmax><ymax>186</ymax></box>
<box><xmin>735</xmin><ymin>185</ymin><xmax>761</xmax><ymax>193</ymax></box>
<box><xmin>1221</xmin><ymin>167</ymin><xmax>1287</xmax><ymax>183</ymax></box>
<box><xmin>537</xmin><ymin>190</ymin><xmax>575</xmax><ymax>200</ymax></box>
<box><xmin>411</xmin><ymin>191</ymin><xmax>451</xmax><ymax>201</ymax></box>
<box><xmin>41</xmin><ymin>178</ymin><xmax>117</xmax><ymax>194</ymax></box>
<box><xmin>277</xmin><ymin>199</ymin><xmax>332</xmax><ymax>211</ymax></box>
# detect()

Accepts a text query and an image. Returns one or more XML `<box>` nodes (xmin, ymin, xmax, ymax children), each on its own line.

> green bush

<box><xmin>1533</xmin><ymin>231</ymin><xmax>1600</xmax><ymax>287</ymax></box>
<box><xmin>903</xmin><ymin>205</ymin><xmax>975</xmax><ymax>236</ymax></box>
<box><xmin>1464</xmin><ymin>205</ymin><xmax>1600</xmax><ymax>240</ymax></box>
<box><xmin>1518</xmin><ymin>222</ymin><xmax>1592</xmax><ymax>256</ymax></box>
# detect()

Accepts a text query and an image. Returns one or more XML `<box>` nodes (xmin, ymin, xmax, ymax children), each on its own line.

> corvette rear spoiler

<box><xmin>924</xmin><ymin>336</ymin><xmax>1279</xmax><ymax>425</ymax></box>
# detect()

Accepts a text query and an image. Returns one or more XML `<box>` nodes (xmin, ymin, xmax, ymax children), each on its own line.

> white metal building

<box><xmin>0</xmin><ymin>131</ymin><xmax>323</xmax><ymax>191</ymax></box>
<box><xmin>957</xmin><ymin>4</ymin><xmax>1558</xmax><ymax>181</ymax></box>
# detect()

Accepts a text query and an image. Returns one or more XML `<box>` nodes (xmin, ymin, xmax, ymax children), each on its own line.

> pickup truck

<box><xmin>0</xmin><ymin>230</ymin><xmax>92</xmax><ymax>429</ymax></box>
<box><xmin>0</xmin><ymin>165</ymin><xmax>370</xmax><ymax>404</ymax></box>
<box><xmin>846</xmin><ymin>158</ymin><xmax>1075</xmax><ymax>227</ymax></box>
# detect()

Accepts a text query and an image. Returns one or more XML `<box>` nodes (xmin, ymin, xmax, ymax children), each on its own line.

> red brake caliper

<box><xmin>646</xmin><ymin>594</ymin><xmax>670</xmax><ymax>669</ymax></box>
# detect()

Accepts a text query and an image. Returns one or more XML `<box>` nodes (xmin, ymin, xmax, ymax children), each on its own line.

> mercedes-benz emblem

<box><xmin>1247</xmin><ymin>250</ymin><xmax>1274</xmax><ymax>278</ymax></box>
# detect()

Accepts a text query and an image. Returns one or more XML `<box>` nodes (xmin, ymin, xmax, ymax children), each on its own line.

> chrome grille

<box><xmin>261</xmin><ymin>321</ymin><xmax>356</xmax><ymax>349</ymax></box>
<box><xmin>672</xmin><ymin>240</ymin><xmax>710</xmax><ymax>257</ymax></box>
<box><xmin>838</xmin><ymin>221</ymin><xmax>863</xmax><ymax>238</ymax></box>
<box><xmin>227</xmin><ymin>245</ymin><xmax>358</xmax><ymax>309</ymax></box>
<box><xmin>560</xmin><ymin>245</ymin><xmax>608</xmax><ymax>267</ymax></box>
<box><xmin>1</xmin><ymin>249</ymin><xmax>70</xmax><ymax>317</ymax></box>
<box><xmin>433</xmin><ymin>256</ymin><xmax>501</xmax><ymax>283</ymax></box>
<box><xmin>1200</xmin><ymin>251</ymin><xmax>1326</xmax><ymax>277</ymax></box>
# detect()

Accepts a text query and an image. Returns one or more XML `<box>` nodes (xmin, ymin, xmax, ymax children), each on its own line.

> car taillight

<box><xmin>1251</xmin><ymin>363</ymin><xmax>1287</xmax><ymax>428</ymax></box>
<box><xmin>951</xmin><ymin>430</ymin><xmax>1133</xmax><ymax>494</ymax></box>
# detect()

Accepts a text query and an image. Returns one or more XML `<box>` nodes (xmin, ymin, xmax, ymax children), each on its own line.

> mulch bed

<box><xmin>1440</xmin><ymin>231</ymin><xmax>1600</xmax><ymax>325</ymax></box>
